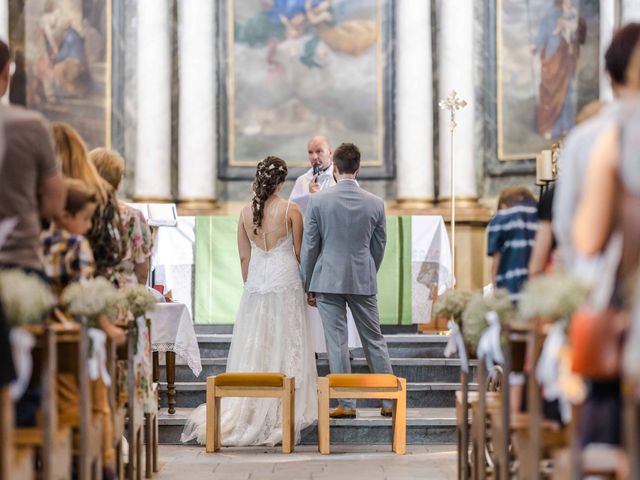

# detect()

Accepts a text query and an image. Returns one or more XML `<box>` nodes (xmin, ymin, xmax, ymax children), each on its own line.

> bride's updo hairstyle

<box><xmin>251</xmin><ymin>156</ymin><xmax>288</xmax><ymax>234</ymax></box>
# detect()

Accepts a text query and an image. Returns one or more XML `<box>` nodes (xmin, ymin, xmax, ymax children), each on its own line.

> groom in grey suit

<box><xmin>301</xmin><ymin>142</ymin><xmax>394</xmax><ymax>418</ymax></box>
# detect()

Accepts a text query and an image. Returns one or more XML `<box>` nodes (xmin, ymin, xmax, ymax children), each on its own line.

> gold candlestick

<box><xmin>439</xmin><ymin>90</ymin><xmax>467</xmax><ymax>287</ymax></box>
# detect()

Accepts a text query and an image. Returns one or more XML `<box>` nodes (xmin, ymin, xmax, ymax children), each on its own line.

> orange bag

<box><xmin>569</xmin><ymin>308</ymin><xmax>628</xmax><ymax>380</ymax></box>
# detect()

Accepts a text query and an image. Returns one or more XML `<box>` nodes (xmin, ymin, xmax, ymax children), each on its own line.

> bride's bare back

<box><xmin>237</xmin><ymin>195</ymin><xmax>304</xmax><ymax>281</ymax></box>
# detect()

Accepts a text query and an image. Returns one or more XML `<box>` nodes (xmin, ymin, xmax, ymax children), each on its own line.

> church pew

<box><xmin>56</xmin><ymin>321</ymin><xmax>104</xmax><ymax>480</ymax></box>
<box><xmin>0</xmin><ymin>385</ymin><xmax>34</xmax><ymax>480</ymax></box>
<box><xmin>508</xmin><ymin>321</ymin><xmax>569</xmax><ymax>479</ymax></box>
<box><xmin>121</xmin><ymin>319</ymin><xmax>146</xmax><ymax>480</ymax></box>
<box><xmin>107</xmin><ymin>336</ymin><xmax>127</xmax><ymax>480</ymax></box>
<box><xmin>144</xmin><ymin>318</ymin><xmax>159</xmax><ymax>478</ymax></box>
<box><xmin>14</xmin><ymin>324</ymin><xmax>72</xmax><ymax>480</ymax></box>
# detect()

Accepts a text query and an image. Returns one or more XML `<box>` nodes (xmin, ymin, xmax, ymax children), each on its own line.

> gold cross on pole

<box><xmin>438</xmin><ymin>90</ymin><xmax>467</xmax><ymax>288</ymax></box>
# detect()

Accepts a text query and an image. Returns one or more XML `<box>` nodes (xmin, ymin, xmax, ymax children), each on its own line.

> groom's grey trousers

<box><xmin>316</xmin><ymin>292</ymin><xmax>394</xmax><ymax>410</ymax></box>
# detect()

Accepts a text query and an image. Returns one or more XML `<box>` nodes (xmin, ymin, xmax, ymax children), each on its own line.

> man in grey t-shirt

<box><xmin>0</xmin><ymin>40</ymin><xmax>65</xmax><ymax>272</ymax></box>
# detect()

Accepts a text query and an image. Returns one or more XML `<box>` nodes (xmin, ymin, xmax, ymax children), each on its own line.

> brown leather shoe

<box><xmin>329</xmin><ymin>406</ymin><xmax>356</xmax><ymax>419</ymax></box>
<box><xmin>380</xmin><ymin>407</ymin><xmax>393</xmax><ymax>417</ymax></box>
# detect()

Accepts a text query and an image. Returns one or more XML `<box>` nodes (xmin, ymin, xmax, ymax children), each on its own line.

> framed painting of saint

<box><xmin>218</xmin><ymin>0</ymin><xmax>395</xmax><ymax>179</ymax></box>
<box><xmin>9</xmin><ymin>0</ymin><xmax>111</xmax><ymax>149</ymax></box>
<box><xmin>496</xmin><ymin>0</ymin><xmax>600</xmax><ymax>161</ymax></box>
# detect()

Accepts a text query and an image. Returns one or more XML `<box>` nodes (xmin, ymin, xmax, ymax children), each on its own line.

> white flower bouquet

<box><xmin>60</xmin><ymin>277</ymin><xmax>123</xmax><ymax>327</ymax></box>
<box><xmin>518</xmin><ymin>273</ymin><xmax>590</xmax><ymax>323</ymax></box>
<box><xmin>461</xmin><ymin>288</ymin><xmax>513</xmax><ymax>352</ymax></box>
<box><xmin>433</xmin><ymin>289</ymin><xmax>473</xmax><ymax>325</ymax></box>
<box><xmin>120</xmin><ymin>284</ymin><xmax>157</xmax><ymax>318</ymax></box>
<box><xmin>0</xmin><ymin>270</ymin><xmax>55</xmax><ymax>327</ymax></box>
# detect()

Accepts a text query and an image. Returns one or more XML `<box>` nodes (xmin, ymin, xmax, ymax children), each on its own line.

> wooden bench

<box><xmin>56</xmin><ymin>321</ymin><xmax>104</xmax><ymax>480</ymax></box>
<box><xmin>205</xmin><ymin>373</ymin><xmax>295</xmax><ymax>454</ymax></box>
<box><xmin>107</xmin><ymin>336</ymin><xmax>127</xmax><ymax>480</ymax></box>
<box><xmin>124</xmin><ymin>319</ymin><xmax>147</xmax><ymax>480</ymax></box>
<box><xmin>14</xmin><ymin>324</ymin><xmax>73</xmax><ymax>480</ymax></box>
<box><xmin>144</xmin><ymin>318</ymin><xmax>159</xmax><ymax>478</ymax></box>
<box><xmin>0</xmin><ymin>385</ymin><xmax>34</xmax><ymax>480</ymax></box>
<box><xmin>317</xmin><ymin>374</ymin><xmax>406</xmax><ymax>455</ymax></box>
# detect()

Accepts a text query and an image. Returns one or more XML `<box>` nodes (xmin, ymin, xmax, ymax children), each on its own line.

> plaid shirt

<box><xmin>41</xmin><ymin>225</ymin><xmax>95</xmax><ymax>296</ymax></box>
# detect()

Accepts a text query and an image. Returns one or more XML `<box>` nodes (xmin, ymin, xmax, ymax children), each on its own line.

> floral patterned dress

<box><xmin>111</xmin><ymin>203</ymin><xmax>154</xmax><ymax>287</ymax></box>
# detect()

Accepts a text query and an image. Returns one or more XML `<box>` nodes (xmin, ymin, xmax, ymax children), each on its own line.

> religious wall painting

<box><xmin>497</xmin><ymin>0</ymin><xmax>600</xmax><ymax>161</ymax></box>
<box><xmin>10</xmin><ymin>0</ymin><xmax>111</xmax><ymax>149</ymax></box>
<box><xmin>219</xmin><ymin>0</ymin><xmax>394</xmax><ymax>179</ymax></box>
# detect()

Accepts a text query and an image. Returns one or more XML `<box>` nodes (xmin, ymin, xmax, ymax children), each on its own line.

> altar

<box><xmin>152</xmin><ymin>215</ymin><xmax>452</xmax><ymax>325</ymax></box>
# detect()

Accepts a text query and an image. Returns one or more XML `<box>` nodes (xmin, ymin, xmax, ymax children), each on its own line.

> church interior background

<box><xmin>4</xmin><ymin>0</ymin><xmax>640</xmax><ymax>306</ymax></box>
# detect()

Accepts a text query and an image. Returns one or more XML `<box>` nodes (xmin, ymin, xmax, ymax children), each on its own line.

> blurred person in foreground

<box><xmin>571</xmin><ymin>40</ymin><xmax>640</xmax><ymax>448</ymax></box>
<box><xmin>0</xmin><ymin>40</ymin><xmax>65</xmax><ymax>275</ymax></box>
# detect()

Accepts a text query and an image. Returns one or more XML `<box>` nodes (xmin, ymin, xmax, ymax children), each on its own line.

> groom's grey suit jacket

<box><xmin>301</xmin><ymin>180</ymin><xmax>386</xmax><ymax>296</ymax></box>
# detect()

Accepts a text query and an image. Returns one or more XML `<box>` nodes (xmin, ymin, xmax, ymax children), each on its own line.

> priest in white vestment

<box><xmin>290</xmin><ymin>136</ymin><xmax>363</xmax><ymax>353</ymax></box>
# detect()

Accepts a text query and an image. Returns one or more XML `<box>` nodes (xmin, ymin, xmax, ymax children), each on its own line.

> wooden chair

<box><xmin>317</xmin><ymin>374</ymin><xmax>406</xmax><ymax>455</ymax></box>
<box><xmin>0</xmin><ymin>385</ymin><xmax>34</xmax><ymax>480</ymax></box>
<box><xmin>205</xmin><ymin>373</ymin><xmax>295</xmax><ymax>453</ymax></box>
<box><xmin>14</xmin><ymin>324</ymin><xmax>73</xmax><ymax>480</ymax></box>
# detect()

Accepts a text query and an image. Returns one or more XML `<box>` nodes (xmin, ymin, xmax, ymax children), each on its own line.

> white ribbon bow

<box><xmin>9</xmin><ymin>327</ymin><xmax>36</xmax><ymax>400</ymax></box>
<box><xmin>535</xmin><ymin>321</ymin><xmax>571</xmax><ymax>424</ymax></box>
<box><xmin>88</xmin><ymin>327</ymin><xmax>111</xmax><ymax>386</ymax></box>
<box><xmin>476</xmin><ymin>311</ymin><xmax>505</xmax><ymax>370</ymax></box>
<box><xmin>444</xmin><ymin>320</ymin><xmax>469</xmax><ymax>373</ymax></box>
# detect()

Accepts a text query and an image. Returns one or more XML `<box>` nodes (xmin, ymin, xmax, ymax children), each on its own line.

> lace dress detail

<box><xmin>181</xmin><ymin>200</ymin><xmax>317</xmax><ymax>446</ymax></box>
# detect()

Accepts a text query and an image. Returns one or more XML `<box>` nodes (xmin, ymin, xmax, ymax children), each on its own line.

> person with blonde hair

<box><xmin>51</xmin><ymin>122</ymin><xmax>125</xmax><ymax>277</ymax></box>
<box><xmin>89</xmin><ymin>147</ymin><xmax>153</xmax><ymax>286</ymax></box>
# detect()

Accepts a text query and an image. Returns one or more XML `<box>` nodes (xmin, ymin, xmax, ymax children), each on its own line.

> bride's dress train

<box><xmin>181</xmin><ymin>202</ymin><xmax>317</xmax><ymax>446</ymax></box>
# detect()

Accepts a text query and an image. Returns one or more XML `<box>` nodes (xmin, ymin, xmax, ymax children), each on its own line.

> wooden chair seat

<box><xmin>214</xmin><ymin>372</ymin><xmax>285</xmax><ymax>388</ymax></box>
<box><xmin>328</xmin><ymin>373</ymin><xmax>398</xmax><ymax>389</ymax></box>
<box><xmin>317</xmin><ymin>374</ymin><xmax>406</xmax><ymax>455</ymax></box>
<box><xmin>205</xmin><ymin>373</ymin><xmax>295</xmax><ymax>454</ymax></box>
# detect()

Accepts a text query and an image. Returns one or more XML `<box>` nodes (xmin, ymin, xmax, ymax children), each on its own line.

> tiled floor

<box><xmin>155</xmin><ymin>444</ymin><xmax>457</xmax><ymax>479</ymax></box>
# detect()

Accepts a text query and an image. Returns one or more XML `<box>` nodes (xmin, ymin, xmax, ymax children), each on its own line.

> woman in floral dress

<box><xmin>89</xmin><ymin>147</ymin><xmax>154</xmax><ymax>286</ymax></box>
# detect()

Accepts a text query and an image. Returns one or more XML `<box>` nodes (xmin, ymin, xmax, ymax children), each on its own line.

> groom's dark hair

<box><xmin>333</xmin><ymin>143</ymin><xmax>360</xmax><ymax>174</ymax></box>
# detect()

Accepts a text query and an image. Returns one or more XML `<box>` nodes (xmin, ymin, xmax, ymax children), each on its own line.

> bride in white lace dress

<box><xmin>181</xmin><ymin>156</ymin><xmax>317</xmax><ymax>446</ymax></box>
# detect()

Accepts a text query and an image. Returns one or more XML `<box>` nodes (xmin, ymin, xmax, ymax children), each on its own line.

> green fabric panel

<box><xmin>194</xmin><ymin>216</ymin><xmax>244</xmax><ymax>324</ymax></box>
<box><xmin>376</xmin><ymin>216</ymin><xmax>412</xmax><ymax>325</ymax></box>
<box><xmin>194</xmin><ymin>215</ymin><xmax>413</xmax><ymax>325</ymax></box>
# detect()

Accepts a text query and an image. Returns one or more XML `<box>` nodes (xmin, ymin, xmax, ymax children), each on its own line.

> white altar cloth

<box><xmin>148</xmin><ymin>302</ymin><xmax>201</xmax><ymax>377</ymax></box>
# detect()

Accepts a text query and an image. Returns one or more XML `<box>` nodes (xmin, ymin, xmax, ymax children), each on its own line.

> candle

<box><xmin>539</xmin><ymin>149</ymin><xmax>554</xmax><ymax>181</ymax></box>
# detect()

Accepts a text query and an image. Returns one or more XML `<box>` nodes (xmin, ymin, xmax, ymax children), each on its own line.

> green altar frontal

<box><xmin>194</xmin><ymin>216</ymin><xmax>413</xmax><ymax>325</ymax></box>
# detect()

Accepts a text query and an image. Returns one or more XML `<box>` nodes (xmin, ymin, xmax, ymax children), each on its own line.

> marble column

<box><xmin>437</xmin><ymin>0</ymin><xmax>476</xmax><ymax>202</ymax></box>
<box><xmin>134</xmin><ymin>0</ymin><xmax>172</xmax><ymax>201</ymax></box>
<box><xmin>395</xmin><ymin>0</ymin><xmax>434</xmax><ymax>208</ymax></box>
<box><xmin>600</xmin><ymin>0</ymin><xmax>618</xmax><ymax>101</ymax></box>
<box><xmin>177</xmin><ymin>0</ymin><xmax>216</xmax><ymax>209</ymax></box>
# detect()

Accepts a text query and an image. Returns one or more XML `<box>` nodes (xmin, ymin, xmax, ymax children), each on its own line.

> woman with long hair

<box><xmin>182</xmin><ymin>156</ymin><xmax>317</xmax><ymax>446</ymax></box>
<box><xmin>51</xmin><ymin>123</ymin><xmax>125</xmax><ymax>277</ymax></box>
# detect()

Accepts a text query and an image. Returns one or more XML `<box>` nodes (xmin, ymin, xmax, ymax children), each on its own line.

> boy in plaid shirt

<box><xmin>41</xmin><ymin>178</ymin><xmax>97</xmax><ymax>294</ymax></box>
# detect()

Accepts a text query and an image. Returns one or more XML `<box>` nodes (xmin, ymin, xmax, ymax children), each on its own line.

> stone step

<box><xmin>159</xmin><ymin>357</ymin><xmax>476</xmax><ymax>384</ymax></box>
<box><xmin>157</xmin><ymin>381</ymin><xmax>477</xmax><ymax>409</ymax></box>
<box><xmin>195</xmin><ymin>333</ymin><xmax>451</xmax><ymax>358</ymax></box>
<box><xmin>193</xmin><ymin>324</ymin><xmax>420</xmax><ymax>335</ymax></box>
<box><xmin>159</xmin><ymin>407</ymin><xmax>457</xmax><ymax>445</ymax></box>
